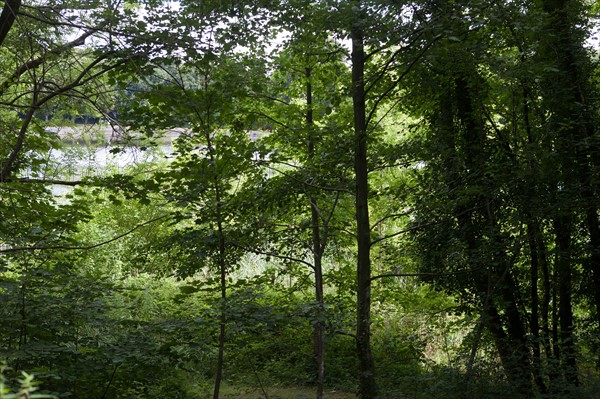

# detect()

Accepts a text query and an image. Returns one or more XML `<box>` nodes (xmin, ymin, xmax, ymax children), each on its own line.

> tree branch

<box><xmin>365</xmin><ymin>34</ymin><xmax>442</xmax><ymax>131</ymax></box>
<box><xmin>370</xmin><ymin>205</ymin><xmax>485</xmax><ymax>247</ymax></box>
<box><xmin>0</xmin><ymin>0</ymin><xmax>21</xmax><ymax>48</ymax></box>
<box><xmin>0</xmin><ymin>30</ymin><xmax>95</xmax><ymax>98</ymax></box>
<box><xmin>263</xmin><ymin>163</ymin><xmax>353</xmax><ymax>194</ymax></box>
<box><xmin>369</xmin><ymin>220</ymin><xmax>437</xmax><ymax>247</ymax></box>
<box><xmin>0</xmin><ymin>82</ymin><xmax>38</xmax><ymax>181</ymax></box>
<box><xmin>370</xmin><ymin>209</ymin><xmax>414</xmax><ymax>232</ymax></box>
<box><xmin>364</xmin><ymin>29</ymin><xmax>424</xmax><ymax>95</ymax></box>
<box><xmin>333</xmin><ymin>330</ymin><xmax>357</xmax><ymax>341</ymax></box>
<box><xmin>2</xmin><ymin>178</ymin><xmax>86</xmax><ymax>186</ymax></box>
<box><xmin>231</xmin><ymin>242</ymin><xmax>315</xmax><ymax>270</ymax></box>
<box><xmin>370</xmin><ymin>268</ymin><xmax>481</xmax><ymax>282</ymax></box>
<box><xmin>0</xmin><ymin>214</ymin><xmax>171</xmax><ymax>253</ymax></box>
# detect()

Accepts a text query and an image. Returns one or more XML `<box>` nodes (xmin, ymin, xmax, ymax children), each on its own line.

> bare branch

<box><xmin>370</xmin><ymin>209</ymin><xmax>414</xmax><ymax>232</ymax></box>
<box><xmin>0</xmin><ymin>31</ymin><xmax>95</xmax><ymax>98</ymax></box>
<box><xmin>263</xmin><ymin>163</ymin><xmax>353</xmax><ymax>194</ymax></box>
<box><xmin>231</xmin><ymin>242</ymin><xmax>315</xmax><ymax>270</ymax></box>
<box><xmin>36</xmin><ymin>52</ymin><xmax>145</xmax><ymax>107</ymax></box>
<box><xmin>2</xmin><ymin>178</ymin><xmax>86</xmax><ymax>186</ymax></box>
<box><xmin>370</xmin><ymin>220</ymin><xmax>437</xmax><ymax>247</ymax></box>
<box><xmin>0</xmin><ymin>215</ymin><xmax>171</xmax><ymax>254</ymax></box>
<box><xmin>365</xmin><ymin>34</ymin><xmax>442</xmax><ymax>131</ymax></box>
<box><xmin>370</xmin><ymin>205</ymin><xmax>485</xmax><ymax>247</ymax></box>
<box><xmin>333</xmin><ymin>330</ymin><xmax>357</xmax><ymax>341</ymax></box>
<box><xmin>370</xmin><ymin>268</ymin><xmax>482</xmax><ymax>282</ymax></box>
<box><xmin>0</xmin><ymin>82</ymin><xmax>38</xmax><ymax>181</ymax></box>
<box><xmin>364</xmin><ymin>29</ymin><xmax>424</xmax><ymax>94</ymax></box>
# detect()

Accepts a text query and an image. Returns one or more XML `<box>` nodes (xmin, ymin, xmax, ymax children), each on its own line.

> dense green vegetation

<box><xmin>1</xmin><ymin>1</ymin><xmax>600</xmax><ymax>398</ymax></box>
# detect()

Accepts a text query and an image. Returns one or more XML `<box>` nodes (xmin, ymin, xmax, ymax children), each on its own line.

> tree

<box><xmin>404</xmin><ymin>0</ymin><xmax>600</xmax><ymax>394</ymax></box>
<box><xmin>535</xmin><ymin>0</ymin><xmax>600</xmax><ymax>381</ymax></box>
<box><xmin>252</xmin><ymin>29</ymin><xmax>352</xmax><ymax>398</ymax></box>
<box><xmin>121</xmin><ymin>48</ymin><xmax>269</xmax><ymax>397</ymax></box>
<box><xmin>0</xmin><ymin>0</ymin><xmax>152</xmax><ymax>250</ymax></box>
<box><xmin>252</xmin><ymin>2</ymin><xmax>440</xmax><ymax>396</ymax></box>
<box><xmin>0</xmin><ymin>2</ymin><xmax>194</xmax><ymax>396</ymax></box>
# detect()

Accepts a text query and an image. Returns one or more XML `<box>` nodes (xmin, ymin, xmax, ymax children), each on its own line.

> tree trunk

<box><xmin>351</xmin><ymin>19</ymin><xmax>377</xmax><ymax>399</ymax></box>
<box><xmin>538</xmin><ymin>0</ymin><xmax>597</xmax><ymax>381</ymax></box>
<box><xmin>554</xmin><ymin>216</ymin><xmax>578</xmax><ymax>386</ymax></box>
<box><xmin>0</xmin><ymin>0</ymin><xmax>21</xmax><ymax>47</ymax></box>
<box><xmin>484</xmin><ymin>304</ymin><xmax>531</xmax><ymax>389</ymax></box>
<box><xmin>528</xmin><ymin>220</ymin><xmax>550</xmax><ymax>393</ymax></box>
<box><xmin>539</xmin><ymin>230</ymin><xmax>552</xmax><ymax>360</ymax></box>
<box><xmin>551</xmin><ymin>263</ymin><xmax>561</xmax><ymax>375</ymax></box>
<box><xmin>306</xmin><ymin>66</ymin><xmax>326</xmax><ymax>399</ymax></box>
<box><xmin>209</xmin><ymin>132</ymin><xmax>227</xmax><ymax>399</ymax></box>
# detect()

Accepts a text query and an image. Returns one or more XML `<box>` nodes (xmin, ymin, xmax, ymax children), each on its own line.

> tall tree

<box><xmin>535</xmin><ymin>0</ymin><xmax>599</xmax><ymax>380</ymax></box>
<box><xmin>403</xmin><ymin>0</ymin><xmax>600</xmax><ymax>394</ymax></box>
<box><xmin>261</xmin><ymin>30</ymin><xmax>351</xmax><ymax>398</ymax></box>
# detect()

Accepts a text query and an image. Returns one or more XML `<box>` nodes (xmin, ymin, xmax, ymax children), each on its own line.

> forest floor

<box><xmin>214</xmin><ymin>386</ymin><xmax>357</xmax><ymax>398</ymax></box>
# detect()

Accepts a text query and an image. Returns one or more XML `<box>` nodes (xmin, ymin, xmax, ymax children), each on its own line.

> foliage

<box><xmin>1</xmin><ymin>1</ymin><xmax>600</xmax><ymax>399</ymax></box>
<box><xmin>0</xmin><ymin>365</ymin><xmax>55</xmax><ymax>399</ymax></box>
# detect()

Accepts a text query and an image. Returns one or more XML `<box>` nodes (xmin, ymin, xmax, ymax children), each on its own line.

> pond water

<box><xmin>45</xmin><ymin>143</ymin><xmax>172</xmax><ymax>197</ymax></box>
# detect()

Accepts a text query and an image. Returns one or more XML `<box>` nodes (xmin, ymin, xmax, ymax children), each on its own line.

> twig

<box><xmin>2</xmin><ymin>178</ymin><xmax>86</xmax><ymax>186</ymax></box>
<box><xmin>370</xmin><ymin>269</ymin><xmax>482</xmax><ymax>282</ymax></box>
<box><xmin>101</xmin><ymin>364</ymin><xmax>120</xmax><ymax>399</ymax></box>
<box><xmin>0</xmin><ymin>214</ymin><xmax>171</xmax><ymax>253</ymax></box>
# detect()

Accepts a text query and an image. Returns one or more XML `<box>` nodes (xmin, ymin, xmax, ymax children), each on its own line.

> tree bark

<box><xmin>306</xmin><ymin>66</ymin><xmax>326</xmax><ymax>399</ymax></box>
<box><xmin>208</xmin><ymin>132</ymin><xmax>227</xmax><ymax>399</ymax></box>
<box><xmin>554</xmin><ymin>216</ymin><xmax>578</xmax><ymax>386</ymax></box>
<box><xmin>455</xmin><ymin>70</ymin><xmax>533</xmax><ymax>393</ymax></box>
<box><xmin>539</xmin><ymin>0</ymin><xmax>596</xmax><ymax>379</ymax></box>
<box><xmin>0</xmin><ymin>0</ymin><xmax>20</xmax><ymax>47</ymax></box>
<box><xmin>527</xmin><ymin>220</ymin><xmax>549</xmax><ymax>393</ymax></box>
<box><xmin>351</xmin><ymin>18</ymin><xmax>377</xmax><ymax>399</ymax></box>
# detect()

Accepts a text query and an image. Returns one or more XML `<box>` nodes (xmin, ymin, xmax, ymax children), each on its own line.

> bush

<box><xmin>0</xmin><ymin>365</ymin><xmax>56</xmax><ymax>399</ymax></box>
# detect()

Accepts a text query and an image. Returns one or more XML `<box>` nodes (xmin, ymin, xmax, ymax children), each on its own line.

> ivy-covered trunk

<box><xmin>434</xmin><ymin>62</ymin><xmax>534</xmax><ymax>394</ymax></box>
<box><xmin>538</xmin><ymin>0</ymin><xmax>598</xmax><ymax>379</ymax></box>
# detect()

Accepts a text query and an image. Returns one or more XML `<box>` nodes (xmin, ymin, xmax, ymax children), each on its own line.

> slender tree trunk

<box><xmin>312</xmin><ymin>251</ymin><xmax>325</xmax><ymax>399</ymax></box>
<box><xmin>527</xmin><ymin>222</ymin><xmax>547</xmax><ymax>393</ymax></box>
<box><xmin>305</xmin><ymin>66</ymin><xmax>326</xmax><ymax>399</ymax></box>
<box><xmin>587</xmin><ymin>210</ymin><xmax>600</xmax><ymax>368</ymax></box>
<box><xmin>551</xmin><ymin>262</ymin><xmax>560</xmax><ymax>371</ymax></box>
<box><xmin>351</xmin><ymin>19</ymin><xmax>377</xmax><ymax>399</ymax></box>
<box><xmin>522</xmin><ymin>86</ymin><xmax>553</xmax><ymax>372</ymax></box>
<box><xmin>539</xmin><ymin>230</ymin><xmax>552</xmax><ymax>359</ymax></box>
<box><xmin>213</xmin><ymin>228</ymin><xmax>227</xmax><ymax>399</ymax></box>
<box><xmin>208</xmin><ymin>132</ymin><xmax>227</xmax><ymax>399</ymax></box>
<box><xmin>539</xmin><ymin>0</ymin><xmax>598</xmax><ymax>376</ymax></box>
<box><xmin>14</xmin><ymin>260</ymin><xmax>29</xmax><ymax>372</ymax></box>
<box><xmin>554</xmin><ymin>216</ymin><xmax>578</xmax><ymax>386</ymax></box>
